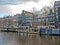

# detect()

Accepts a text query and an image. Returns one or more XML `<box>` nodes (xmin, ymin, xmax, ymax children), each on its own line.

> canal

<box><xmin>0</xmin><ymin>32</ymin><xmax>60</xmax><ymax>45</ymax></box>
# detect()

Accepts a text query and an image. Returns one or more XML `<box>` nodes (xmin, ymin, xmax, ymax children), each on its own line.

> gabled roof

<box><xmin>22</xmin><ymin>10</ymin><xmax>35</xmax><ymax>16</ymax></box>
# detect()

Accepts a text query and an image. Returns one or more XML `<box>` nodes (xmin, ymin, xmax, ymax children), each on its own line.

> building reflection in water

<box><xmin>27</xmin><ymin>34</ymin><xmax>60</xmax><ymax>45</ymax></box>
<box><xmin>0</xmin><ymin>32</ymin><xmax>60</xmax><ymax>45</ymax></box>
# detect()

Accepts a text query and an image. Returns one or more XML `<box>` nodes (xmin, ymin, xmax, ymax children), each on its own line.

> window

<box><xmin>50</xmin><ymin>23</ymin><xmax>54</xmax><ymax>25</ymax></box>
<box><xmin>51</xmin><ymin>27</ymin><xmax>52</xmax><ymax>29</ymax></box>
<box><xmin>26</xmin><ymin>19</ymin><xmax>32</xmax><ymax>22</ymax></box>
<box><xmin>38</xmin><ymin>18</ymin><xmax>42</xmax><ymax>22</ymax></box>
<box><xmin>56</xmin><ymin>15</ymin><xmax>58</xmax><ymax>19</ymax></box>
<box><xmin>53</xmin><ymin>27</ymin><xmax>54</xmax><ymax>29</ymax></box>
<box><xmin>56</xmin><ymin>12</ymin><xmax>58</xmax><ymax>15</ymax></box>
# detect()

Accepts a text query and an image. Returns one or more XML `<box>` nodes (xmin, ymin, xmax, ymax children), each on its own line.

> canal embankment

<box><xmin>1</xmin><ymin>28</ymin><xmax>60</xmax><ymax>36</ymax></box>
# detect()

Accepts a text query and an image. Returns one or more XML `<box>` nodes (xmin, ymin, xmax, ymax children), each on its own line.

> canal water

<box><xmin>0</xmin><ymin>32</ymin><xmax>60</xmax><ymax>45</ymax></box>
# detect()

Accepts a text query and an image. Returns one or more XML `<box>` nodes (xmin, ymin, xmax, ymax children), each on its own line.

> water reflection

<box><xmin>0</xmin><ymin>32</ymin><xmax>60</xmax><ymax>45</ymax></box>
<box><xmin>27</xmin><ymin>34</ymin><xmax>60</xmax><ymax>45</ymax></box>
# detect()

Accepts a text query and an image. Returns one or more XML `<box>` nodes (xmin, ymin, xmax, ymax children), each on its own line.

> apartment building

<box><xmin>48</xmin><ymin>8</ymin><xmax>55</xmax><ymax>29</ymax></box>
<box><xmin>54</xmin><ymin>1</ymin><xmax>60</xmax><ymax>28</ymax></box>
<box><xmin>11</xmin><ymin>14</ymin><xmax>22</xmax><ymax>28</ymax></box>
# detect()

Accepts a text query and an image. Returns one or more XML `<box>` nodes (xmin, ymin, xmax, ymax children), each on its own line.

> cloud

<box><xmin>0</xmin><ymin>1</ymin><xmax>37</xmax><ymax>16</ymax></box>
<box><xmin>0</xmin><ymin>5</ymin><xmax>12</xmax><ymax>15</ymax></box>
<box><xmin>0</xmin><ymin>0</ymin><xmax>51</xmax><ymax>16</ymax></box>
<box><xmin>0</xmin><ymin>0</ymin><xmax>40</xmax><ymax>5</ymax></box>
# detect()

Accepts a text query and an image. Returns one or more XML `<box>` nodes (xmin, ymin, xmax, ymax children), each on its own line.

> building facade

<box><xmin>54</xmin><ymin>1</ymin><xmax>60</xmax><ymax>28</ymax></box>
<box><xmin>11</xmin><ymin>14</ymin><xmax>22</xmax><ymax>28</ymax></box>
<box><xmin>48</xmin><ymin>8</ymin><xmax>55</xmax><ymax>29</ymax></box>
<box><xmin>0</xmin><ymin>18</ymin><xmax>4</xmax><ymax>28</ymax></box>
<box><xmin>21</xmin><ymin>10</ymin><xmax>34</xmax><ymax>27</ymax></box>
<box><xmin>21</xmin><ymin>10</ymin><xmax>48</xmax><ymax>29</ymax></box>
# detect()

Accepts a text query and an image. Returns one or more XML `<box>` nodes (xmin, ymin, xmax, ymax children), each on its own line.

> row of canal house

<box><xmin>41</xmin><ymin>1</ymin><xmax>60</xmax><ymax>29</ymax></box>
<box><xmin>0</xmin><ymin>1</ymin><xmax>60</xmax><ymax>33</ymax></box>
<box><xmin>39</xmin><ymin>0</ymin><xmax>60</xmax><ymax>29</ymax></box>
<box><xmin>0</xmin><ymin>16</ymin><xmax>12</xmax><ymax>28</ymax></box>
<box><xmin>0</xmin><ymin>18</ymin><xmax>3</xmax><ymax>28</ymax></box>
<box><xmin>21</xmin><ymin>10</ymin><xmax>48</xmax><ymax>32</ymax></box>
<box><xmin>47</xmin><ymin>0</ymin><xmax>60</xmax><ymax>29</ymax></box>
<box><xmin>0</xmin><ymin>14</ymin><xmax>22</xmax><ymax>28</ymax></box>
<box><xmin>11</xmin><ymin>14</ymin><xmax>22</xmax><ymax>28</ymax></box>
<box><xmin>48</xmin><ymin>1</ymin><xmax>60</xmax><ymax>29</ymax></box>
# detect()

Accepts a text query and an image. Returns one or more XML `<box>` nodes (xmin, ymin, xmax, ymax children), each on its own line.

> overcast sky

<box><xmin>0</xmin><ymin>0</ymin><xmax>59</xmax><ymax>17</ymax></box>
